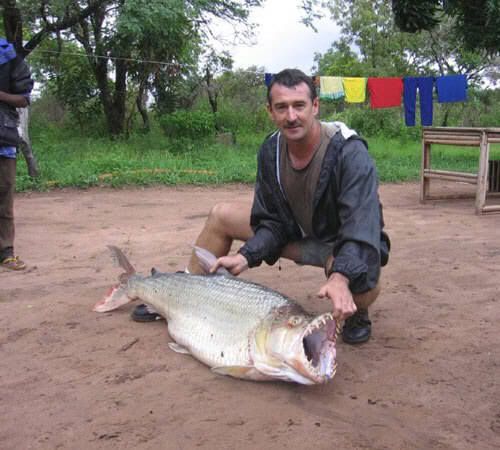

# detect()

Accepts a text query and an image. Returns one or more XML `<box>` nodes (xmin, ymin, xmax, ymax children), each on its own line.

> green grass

<box><xmin>16</xmin><ymin>128</ymin><xmax>266</xmax><ymax>191</ymax></box>
<box><xmin>370</xmin><ymin>137</ymin><xmax>500</xmax><ymax>183</ymax></box>
<box><xmin>15</xmin><ymin>126</ymin><xmax>500</xmax><ymax>191</ymax></box>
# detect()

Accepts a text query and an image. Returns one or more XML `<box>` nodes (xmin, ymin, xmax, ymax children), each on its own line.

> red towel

<box><xmin>367</xmin><ymin>77</ymin><xmax>403</xmax><ymax>109</ymax></box>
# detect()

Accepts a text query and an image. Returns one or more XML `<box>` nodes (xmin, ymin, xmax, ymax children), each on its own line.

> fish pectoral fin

<box><xmin>211</xmin><ymin>365</ymin><xmax>274</xmax><ymax>381</ymax></box>
<box><xmin>168</xmin><ymin>342</ymin><xmax>191</xmax><ymax>355</ymax></box>
<box><xmin>193</xmin><ymin>246</ymin><xmax>231</xmax><ymax>276</ymax></box>
<box><xmin>255</xmin><ymin>362</ymin><xmax>314</xmax><ymax>384</ymax></box>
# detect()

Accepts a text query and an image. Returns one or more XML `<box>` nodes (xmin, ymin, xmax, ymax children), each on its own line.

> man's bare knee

<box><xmin>206</xmin><ymin>202</ymin><xmax>252</xmax><ymax>241</ymax></box>
<box><xmin>206</xmin><ymin>202</ymin><xmax>231</xmax><ymax>231</ymax></box>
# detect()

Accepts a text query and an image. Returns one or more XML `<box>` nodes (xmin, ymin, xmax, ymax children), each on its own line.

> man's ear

<box><xmin>266</xmin><ymin>103</ymin><xmax>273</xmax><ymax>118</ymax></box>
<box><xmin>312</xmin><ymin>97</ymin><xmax>319</xmax><ymax>117</ymax></box>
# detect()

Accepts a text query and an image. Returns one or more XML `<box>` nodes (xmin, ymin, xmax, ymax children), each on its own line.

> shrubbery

<box><xmin>328</xmin><ymin>106</ymin><xmax>421</xmax><ymax>141</ymax></box>
<box><xmin>158</xmin><ymin>110</ymin><xmax>215</xmax><ymax>139</ymax></box>
<box><xmin>215</xmin><ymin>106</ymin><xmax>272</xmax><ymax>134</ymax></box>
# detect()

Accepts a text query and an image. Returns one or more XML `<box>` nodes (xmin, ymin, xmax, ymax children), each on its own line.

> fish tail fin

<box><xmin>93</xmin><ymin>284</ymin><xmax>132</xmax><ymax>312</ymax></box>
<box><xmin>93</xmin><ymin>246</ymin><xmax>136</xmax><ymax>313</ymax></box>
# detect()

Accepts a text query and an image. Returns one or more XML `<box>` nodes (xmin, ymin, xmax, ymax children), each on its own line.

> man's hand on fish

<box><xmin>317</xmin><ymin>272</ymin><xmax>357</xmax><ymax>321</ymax></box>
<box><xmin>210</xmin><ymin>253</ymin><xmax>249</xmax><ymax>276</ymax></box>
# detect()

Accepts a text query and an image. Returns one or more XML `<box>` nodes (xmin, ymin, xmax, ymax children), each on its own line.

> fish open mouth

<box><xmin>302</xmin><ymin>313</ymin><xmax>339</xmax><ymax>382</ymax></box>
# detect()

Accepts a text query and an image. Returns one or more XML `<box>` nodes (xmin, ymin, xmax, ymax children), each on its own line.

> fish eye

<box><xmin>288</xmin><ymin>316</ymin><xmax>303</xmax><ymax>327</ymax></box>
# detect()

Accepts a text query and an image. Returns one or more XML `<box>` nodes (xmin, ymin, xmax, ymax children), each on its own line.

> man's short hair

<box><xmin>267</xmin><ymin>69</ymin><xmax>317</xmax><ymax>104</ymax></box>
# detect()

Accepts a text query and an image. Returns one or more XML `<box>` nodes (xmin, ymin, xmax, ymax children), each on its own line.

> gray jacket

<box><xmin>238</xmin><ymin>123</ymin><xmax>390</xmax><ymax>294</ymax></box>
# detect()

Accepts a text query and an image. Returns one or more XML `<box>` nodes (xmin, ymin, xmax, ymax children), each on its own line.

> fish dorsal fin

<box><xmin>193</xmin><ymin>246</ymin><xmax>231</xmax><ymax>276</ymax></box>
<box><xmin>107</xmin><ymin>245</ymin><xmax>136</xmax><ymax>276</ymax></box>
<box><xmin>168</xmin><ymin>342</ymin><xmax>191</xmax><ymax>355</ymax></box>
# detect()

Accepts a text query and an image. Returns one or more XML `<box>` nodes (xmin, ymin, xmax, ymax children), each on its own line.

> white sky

<box><xmin>212</xmin><ymin>0</ymin><xmax>340</xmax><ymax>74</ymax></box>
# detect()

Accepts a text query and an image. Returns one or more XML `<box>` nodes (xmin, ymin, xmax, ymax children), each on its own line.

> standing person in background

<box><xmin>133</xmin><ymin>69</ymin><xmax>390</xmax><ymax>345</ymax></box>
<box><xmin>0</xmin><ymin>37</ymin><xmax>34</xmax><ymax>270</ymax></box>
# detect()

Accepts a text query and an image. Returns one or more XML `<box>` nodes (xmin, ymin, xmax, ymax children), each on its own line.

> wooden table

<box><xmin>421</xmin><ymin>127</ymin><xmax>500</xmax><ymax>214</ymax></box>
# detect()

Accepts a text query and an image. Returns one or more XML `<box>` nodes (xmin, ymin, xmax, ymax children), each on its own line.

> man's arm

<box><xmin>329</xmin><ymin>140</ymin><xmax>383</xmax><ymax>293</ymax></box>
<box><xmin>319</xmin><ymin>139</ymin><xmax>384</xmax><ymax>317</ymax></box>
<box><xmin>238</xmin><ymin>142</ymin><xmax>292</xmax><ymax>268</ymax></box>
<box><xmin>0</xmin><ymin>91</ymin><xmax>28</xmax><ymax>108</ymax></box>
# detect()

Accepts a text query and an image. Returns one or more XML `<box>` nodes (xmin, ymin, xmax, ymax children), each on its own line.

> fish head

<box><xmin>254</xmin><ymin>307</ymin><xmax>339</xmax><ymax>385</ymax></box>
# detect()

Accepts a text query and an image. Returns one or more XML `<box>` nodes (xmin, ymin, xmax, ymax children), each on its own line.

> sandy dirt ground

<box><xmin>1</xmin><ymin>182</ymin><xmax>499</xmax><ymax>450</ymax></box>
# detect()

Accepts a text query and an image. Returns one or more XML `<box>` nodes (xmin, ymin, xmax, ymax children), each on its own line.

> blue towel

<box><xmin>0</xmin><ymin>37</ymin><xmax>16</xmax><ymax>65</ymax></box>
<box><xmin>435</xmin><ymin>75</ymin><xmax>467</xmax><ymax>103</ymax></box>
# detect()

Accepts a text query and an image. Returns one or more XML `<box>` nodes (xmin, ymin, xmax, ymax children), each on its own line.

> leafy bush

<box><xmin>332</xmin><ymin>106</ymin><xmax>415</xmax><ymax>139</ymax></box>
<box><xmin>159</xmin><ymin>110</ymin><xmax>215</xmax><ymax>138</ymax></box>
<box><xmin>215</xmin><ymin>106</ymin><xmax>272</xmax><ymax>134</ymax></box>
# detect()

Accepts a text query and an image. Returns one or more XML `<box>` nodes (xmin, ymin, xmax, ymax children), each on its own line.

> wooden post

<box><xmin>420</xmin><ymin>138</ymin><xmax>431</xmax><ymax>202</ymax></box>
<box><xmin>475</xmin><ymin>130</ymin><xmax>490</xmax><ymax>214</ymax></box>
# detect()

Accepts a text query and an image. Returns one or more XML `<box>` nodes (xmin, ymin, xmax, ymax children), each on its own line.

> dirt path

<box><xmin>1</xmin><ymin>183</ymin><xmax>499</xmax><ymax>449</ymax></box>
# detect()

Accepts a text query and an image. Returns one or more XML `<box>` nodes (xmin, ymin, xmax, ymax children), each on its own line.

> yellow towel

<box><xmin>319</xmin><ymin>76</ymin><xmax>344</xmax><ymax>100</ymax></box>
<box><xmin>342</xmin><ymin>77</ymin><xmax>367</xmax><ymax>103</ymax></box>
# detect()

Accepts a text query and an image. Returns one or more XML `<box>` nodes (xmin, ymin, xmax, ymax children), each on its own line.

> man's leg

<box><xmin>188</xmin><ymin>209</ymin><xmax>335</xmax><ymax>273</ymax></box>
<box><xmin>353</xmin><ymin>284</ymin><xmax>381</xmax><ymax>310</ymax></box>
<box><xmin>187</xmin><ymin>201</ymin><xmax>254</xmax><ymax>274</ymax></box>
<box><xmin>0</xmin><ymin>157</ymin><xmax>22</xmax><ymax>269</ymax></box>
<box><xmin>280</xmin><ymin>238</ymin><xmax>333</xmax><ymax>269</ymax></box>
<box><xmin>342</xmin><ymin>283</ymin><xmax>381</xmax><ymax>345</ymax></box>
<box><xmin>132</xmin><ymin>201</ymin><xmax>253</xmax><ymax>321</ymax></box>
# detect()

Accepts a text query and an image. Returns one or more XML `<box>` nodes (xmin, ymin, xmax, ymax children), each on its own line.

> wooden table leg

<box><xmin>420</xmin><ymin>141</ymin><xmax>431</xmax><ymax>202</ymax></box>
<box><xmin>475</xmin><ymin>131</ymin><xmax>490</xmax><ymax>214</ymax></box>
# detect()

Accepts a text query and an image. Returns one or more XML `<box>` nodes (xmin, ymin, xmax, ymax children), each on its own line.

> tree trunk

<box><xmin>93</xmin><ymin>57</ymin><xmax>127</xmax><ymax>136</ymax></box>
<box><xmin>17</xmin><ymin>107</ymin><xmax>39</xmax><ymax>178</ymax></box>
<box><xmin>441</xmin><ymin>105</ymin><xmax>450</xmax><ymax>127</ymax></box>
<box><xmin>2</xmin><ymin>0</ymin><xmax>24</xmax><ymax>52</ymax></box>
<box><xmin>108</xmin><ymin>59</ymin><xmax>127</xmax><ymax>136</ymax></box>
<box><xmin>136</xmin><ymin>86</ymin><xmax>150</xmax><ymax>132</ymax></box>
<box><xmin>205</xmin><ymin>67</ymin><xmax>220</xmax><ymax>131</ymax></box>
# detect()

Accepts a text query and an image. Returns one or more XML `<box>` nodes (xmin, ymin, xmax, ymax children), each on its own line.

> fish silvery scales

<box><xmin>94</xmin><ymin>246</ymin><xmax>339</xmax><ymax>385</ymax></box>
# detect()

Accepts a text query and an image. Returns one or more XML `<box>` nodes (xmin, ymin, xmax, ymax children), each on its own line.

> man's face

<box><xmin>267</xmin><ymin>82</ymin><xmax>319</xmax><ymax>142</ymax></box>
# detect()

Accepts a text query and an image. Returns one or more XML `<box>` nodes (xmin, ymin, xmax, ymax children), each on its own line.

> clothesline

<box><xmin>264</xmin><ymin>73</ymin><xmax>468</xmax><ymax>127</ymax></box>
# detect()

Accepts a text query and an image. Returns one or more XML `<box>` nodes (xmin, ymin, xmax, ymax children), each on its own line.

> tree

<box><xmin>1</xmin><ymin>0</ymin><xmax>108</xmax><ymax>55</ymax></box>
<box><xmin>215</xmin><ymin>66</ymin><xmax>270</xmax><ymax>133</ymax></box>
<box><xmin>315</xmin><ymin>0</ymin><xmax>494</xmax><ymax>83</ymax></box>
<box><xmin>391</xmin><ymin>0</ymin><xmax>500</xmax><ymax>55</ymax></box>
<box><xmin>311</xmin><ymin>0</ymin><xmax>498</xmax><ymax>128</ymax></box>
<box><xmin>200</xmin><ymin>50</ymin><xmax>233</xmax><ymax>130</ymax></box>
<box><xmin>32</xmin><ymin>39</ymin><xmax>102</xmax><ymax>129</ymax></box>
<box><xmin>315</xmin><ymin>0</ymin><xmax>429</xmax><ymax>76</ymax></box>
<box><xmin>313</xmin><ymin>39</ymin><xmax>367</xmax><ymax>76</ymax></box>
<box><xmin>2</xmin><ymin>0</ymin><xmax>264</xmax><ymax>136</ymax></box>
